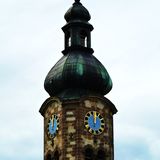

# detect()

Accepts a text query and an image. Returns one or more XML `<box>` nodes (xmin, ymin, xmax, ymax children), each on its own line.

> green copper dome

<box><xmin>44</xmin><ymin>51</ymin><xmax>112</xmax><ymax>97</ymax></box>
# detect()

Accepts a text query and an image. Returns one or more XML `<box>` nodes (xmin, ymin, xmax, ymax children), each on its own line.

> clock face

<box><xmin>84</xmin><ymin>111</ymin><xmax>105</xmax><ymax>135</ymax></box>
<box><xmin>47</xmin><ymin>114</ymin><xmax>59</xmax><ymax>139</ymax></box>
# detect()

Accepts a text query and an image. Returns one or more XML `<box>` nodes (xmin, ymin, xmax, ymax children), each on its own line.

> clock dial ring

<box><xmin>84</xmin><ymin>111</ymin><xmax>105</xmax><ymax>135</ymax></box>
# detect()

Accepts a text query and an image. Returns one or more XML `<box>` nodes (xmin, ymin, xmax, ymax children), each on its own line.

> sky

<box><xmin>0</xmin><ymin>0</ymin><xmax>160</xmax><ymax>159</ymax></box>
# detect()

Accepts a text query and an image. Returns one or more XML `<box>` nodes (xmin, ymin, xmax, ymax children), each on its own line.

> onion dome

<box><xmin>44</xmin><ymin>51</ymin><xmax>112</xmax><ymax>98</ymax></box>
<box><xmin>44</xmin><ymin>0</ymin><xmax>113</xmax><ymax>100</ymax></box>
<box><xmin>64</xmin><ymin>0</ymin><xmax>91</xmax><ymax>22</ymax></box>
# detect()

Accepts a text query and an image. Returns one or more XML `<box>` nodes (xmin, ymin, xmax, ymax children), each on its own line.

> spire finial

<box><xmin>75</xmin><ymin>0</ymin><xmax>80</xmax><ymax>3</ymax></box>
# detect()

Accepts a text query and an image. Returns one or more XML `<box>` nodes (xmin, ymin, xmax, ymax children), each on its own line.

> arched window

<box><xmin>84</xmin><ymin>147</ymin><xmax>94</xmax><ymax>160</ymax></box>
<box><xmin>65</xmin><ymin>31</ymin><xmax>71</xmax><ymax>47</ymax></box>
<box><xmin>96</xmin><ymin>149</ymin><xmax>106</xmax><ymax>160</ymax></box>
<box><xmin>68</xmin><ymin>37</ymin><xmax>71</xmax><ymax>47</ymax></box>
<box><xmin>53</xmin><ymin>150</ymin><xmax>59</xmax><ymax>160</ymax></box>
<box><xmin>46</xmin><ymin>153</ymin><xmax>52</xmax><ymax>160</ymax></box>
<box><xmin>80</xmin><ymin>31</ymin><xmax>87</xmax><ymax>47</ymax></box>
<box><xmin>84</xmin><ymin>37</ymin><xmax>87</xmax><ymax>47</ymax></box>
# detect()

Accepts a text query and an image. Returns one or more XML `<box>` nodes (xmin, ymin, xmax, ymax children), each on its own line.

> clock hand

<box><xmin>51</xmin><ymin>116</ymin><xmax>54</xmax><ymax>128</ymax></box>
<box><xmin>51</xmin><ymin>119</ymin><xmax>53</xmax><ymax>128</ymax></box>
<box><xmin>93</xmin><ymin>111</ymin><xmax>96</xmax><ymax>126</ymax></box>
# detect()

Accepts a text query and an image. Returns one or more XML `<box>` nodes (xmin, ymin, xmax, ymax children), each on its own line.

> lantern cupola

<box><xmin>62</xmin><ymin>0</ymin><xmax>93</xmax><ymax>55</ymax></box>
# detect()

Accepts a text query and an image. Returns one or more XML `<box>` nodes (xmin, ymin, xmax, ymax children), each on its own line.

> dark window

<box><xmin>46</xmin><ymin>153</ymin><xmax>52</xmax><ymax>160</ymax></box>
<box><xmin>96</xmin><ymin>150</ymin><xmax>106</xmax><ymax>160</ymax></box>
<box><xmin>53</xmin><ymin>150</ymin><xmax>59</xmax><ymax>160</ymax></box>
<box><xmin>84</xmin><ymin>147</ymin><xmax>94</xmax><ymax>160</ymax></box>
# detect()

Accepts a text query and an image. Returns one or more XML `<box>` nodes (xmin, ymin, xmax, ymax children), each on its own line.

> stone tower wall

<box><xmin>42</xmin><ymin>96</ymin><xmax>115</xmax><ymax>160</ymax></box>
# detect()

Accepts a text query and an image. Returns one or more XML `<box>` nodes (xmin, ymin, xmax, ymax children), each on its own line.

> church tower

<box><xmin>40</xmin><ymin>0</ymin><xmax>117</xmax><ymax>160</ymax></box>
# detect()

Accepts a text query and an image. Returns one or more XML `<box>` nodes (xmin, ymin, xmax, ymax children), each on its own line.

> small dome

<box><xmin>64</xmin><ymin>1</ymin><xmax>91</xmax><ymax>22</ymax></box>
<box><xmin>44</xmin><ymin>51</ymin><xmax>112</xmax><ymax>97</ymax></box>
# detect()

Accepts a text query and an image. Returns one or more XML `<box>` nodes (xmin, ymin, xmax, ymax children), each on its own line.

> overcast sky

<box><xmin>0</xmin><ymin>0</ymin><xmax>160</xmax><ymax>159</ymax></box>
